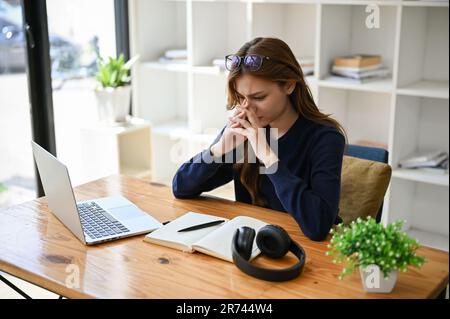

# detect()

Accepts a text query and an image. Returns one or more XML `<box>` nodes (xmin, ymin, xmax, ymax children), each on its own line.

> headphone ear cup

<box><xmin>234</xmin><ymin>226</ymin><xmax>256</xmax><ymax>261</ymax></box>
<box><xmin>256</xmin><ymin>225</ymin><xmax>291</xmax><ymax>259</ymax></box>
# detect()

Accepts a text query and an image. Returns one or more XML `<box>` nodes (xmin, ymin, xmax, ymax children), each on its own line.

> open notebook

<box><xmin>144</xmin><ymin>211</ymin><xmax>268</xmax><ymax>262</ymax></box>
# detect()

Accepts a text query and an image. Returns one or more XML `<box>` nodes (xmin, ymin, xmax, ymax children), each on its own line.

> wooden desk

<box><xmin>0</xmin><ymin>175</ymin><xmax>448</xmax><ymax>298</ymax></box>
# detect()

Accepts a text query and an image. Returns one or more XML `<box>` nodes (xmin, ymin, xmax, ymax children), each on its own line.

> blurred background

<box><xmin>0</xmin><ymin>0</ymin><xmax>115</xmax><ymax>208</ymax></box>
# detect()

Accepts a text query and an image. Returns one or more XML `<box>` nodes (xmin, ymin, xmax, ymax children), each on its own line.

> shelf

<box><xmin>259</xmin><ymin>0</ymin><xmax>401</xmax><ymax>5</ymax></box>
<box><xmin>141</xmin><ymin>61</ymin><xmax>189</xmax><ymax>73</ymax></box>
<box><xmin>131</xmin><ymin>0</ymin><xmax>449</xmax><ymax>259</ymax></box>
<box><xmin>192</xmin><ymin>0</ymin><xmax>393</xmax><ymax>3</ymax></box>
<box><xmin>252</xmin><ymin>2</ymin><xmax>317</xmax><ymax>61</ymax></box>
<box><xmin>151</xmin><ymin>118</ymin><xmax>220</xmax><ymax>143</ymax></box>
<box><xmin>192</xmin><ymin>66</ymin><xmax>227</xmax><ymax>76</ymax></box>
<box><xmin>321</xmin><ymin>0</ymin><xmax>401</xmax><ymax>5</ymax></box>
<box><xmin>392</xmin><ymin>168</ymin><xmax>449</xmax><ymax>186</ymax></box>
<box><xmin>80</xmin><ymin>119</ymin><xmax>151</xmax><ymax>184</ymax></box>
<box><xmin>142</xmin><ymin>62</ymin><xmax>230</xmax><ymax>76</ymax></box>
<box><xmin>397</xmin><ymin>80</ymin><xmax>449</xmax><ymax>99</ymax></box>
<box><xmin>402</xmin><ymin>1</ymin><xmax>449</xmax><ymax>7</ymax></box>
<box><xmin>249</xmin><ymin>0</ymin><xmax>448</xmax><ymax>5</ymax></box>
<box><xmin>191</xmin><ymin>1</ymin><xmax>248</xmax><ymax>66</ymax></box>
<box><xmin>175</xmin><ymin>0</ymin><xmax>448</xmax><ymax>7</ymax></box>
<box><xmin>318</xmin><ymin>76</ymin><xmax>394</xmax><ymax>93</ymax></box>
<box><xmin>305</xmin><ymin>75</ymin><xmax>318</xmax><ymax>86</ymax></box>
<box><xmin>151</xmin><ymin>118</ymin><xmax>190</xmax><ymax>137</ymax></box>
<box><xmin>80</xmin><ymin>117</ymin><xmax>150</xmax><ymax>135</ymax></box>
<box><xmin>397</xmin><ymin>5</ymin><xmax>448</xmax><ymax>92</ymax></box>
<box><xmin>407</xmin><ymin>228</ymin><xmax>448</xmax><ymax>251</ymax></box>
<box><xmin>235</xmin><ymin>0</ymin><xmax>319</xmax><ymax>4</ymax></box>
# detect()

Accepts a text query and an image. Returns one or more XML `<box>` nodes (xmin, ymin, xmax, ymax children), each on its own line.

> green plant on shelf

<box><xmin>95</xmin><ymin>53</ymin><xmax>139</xmax><ymax>88</ymax></box>
<box><xmin>326</xmin><ymin>216</ymin><xmax>426</xmax><ymax>279</ymax></box>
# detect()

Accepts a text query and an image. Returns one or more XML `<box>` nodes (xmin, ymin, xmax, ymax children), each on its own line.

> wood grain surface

<box><xmin>0</xmin><ymin>175</ymin><xmax>447</xmax><ymax>299</ymax></box>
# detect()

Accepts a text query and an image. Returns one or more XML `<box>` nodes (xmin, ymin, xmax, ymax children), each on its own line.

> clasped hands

<box><xmin>227</xmin><ymin>105</ymin><xmax>279</xmax><ymax>168</ymax></box>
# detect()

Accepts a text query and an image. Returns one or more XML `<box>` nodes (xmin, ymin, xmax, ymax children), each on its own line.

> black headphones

<box><xmin>231</xmin><ymin>225</ymin><xmax>306</xmax><ymax>282</ymax></box>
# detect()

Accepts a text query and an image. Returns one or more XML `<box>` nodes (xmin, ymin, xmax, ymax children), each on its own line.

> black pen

<box><xmin>177</xmin><ymin>220</ymin><xmax>226</xmax><ymax>232</ymax></box>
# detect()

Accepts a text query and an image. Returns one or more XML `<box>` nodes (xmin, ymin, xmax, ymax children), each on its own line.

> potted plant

<box><xmin>326</xmin><ymin>217</ymin><xmax>426</xmax><ymax>293</ymax></box>
<box><xmin>95</xmin><ymin>53</ymin><xmax>139</xmax><ymax>124</ymax></box>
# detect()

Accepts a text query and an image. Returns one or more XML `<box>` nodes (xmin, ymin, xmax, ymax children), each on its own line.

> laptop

<box><xmin>31</xmin><ymin>141</ymin><xmax>162</xmax><ymax>245</ymax></box>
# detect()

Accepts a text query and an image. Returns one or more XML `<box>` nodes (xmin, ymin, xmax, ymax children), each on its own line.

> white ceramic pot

<box><xmin>95</xmin><ymin>85</ymin><xmax>131</xmax><ymax>124</ymax></box>
<box><xmin>359</xmin><ymin>264</ymin><xmax>398</xmax><ymax>293</ymax></box>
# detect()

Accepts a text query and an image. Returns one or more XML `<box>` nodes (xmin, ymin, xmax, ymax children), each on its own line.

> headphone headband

<box><xmin>231</xmin><ymin>227</ymin><xmax>306</xmax><ymax>282</ymax></box>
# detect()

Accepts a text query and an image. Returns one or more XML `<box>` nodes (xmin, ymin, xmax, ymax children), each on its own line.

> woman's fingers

<box><xmin>230</xmin><ymin>116</ymin><xmax>251</xmax><ymax>129</ymax></box>
<box><xmin>232</xmin><ymin>107</ymin><xmax>245</xmax><ymax>116</ymax></box>
<box><xmin>233</xmin><ymin>109</ymin><xmax>246</xmax><ymax>119</ymax></box>
<box><xmin>237</xmin><ymin>106</ymin><xmax>259</xmax><ymax>127</ymax></box>
<box><xmin>228</xmin><ymin>110</ymin><xmax>247</xmax><ymax>126</ymax></box>
<box><xmin>229</xmin><ymin>127</ymin><xmax>247</xmax><ymax>137</ymax></box>
<box><xmin>245</xmin><ymin>109</ymin><xmax>259</xmax><ymax>127</ymax></box>
<box><xmin>228</xmin><ymin>109</ymin><xmax>245</xmax><ymax>127</ymax></box>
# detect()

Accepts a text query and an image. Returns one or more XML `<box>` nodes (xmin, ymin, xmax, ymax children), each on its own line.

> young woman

<box><xmin>172</xmin><ymin>37</ymin><xmax>346</xmax><ymax>241</ymax></box>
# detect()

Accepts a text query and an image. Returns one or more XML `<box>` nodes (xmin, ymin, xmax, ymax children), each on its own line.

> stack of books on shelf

<box><xmin>399</xmin><ymin>150</ymin><xmax>449</xmax><ymax>175</ymax></box>
<box><xmin>329</xmin><ymin>54</ymin><xmax>390</xmax><ymax>84</ymax></box>
<box><xmin>159</xmin><ymin>49</ymin><xmax>188</xmax><ymax>64</ymax></box>
<box><xmin>297</xmin><ymin>57</ymin><xmax>314</xmax><ymax>76</ymax></box>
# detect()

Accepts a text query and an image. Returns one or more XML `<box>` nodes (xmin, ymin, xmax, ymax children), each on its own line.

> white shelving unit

<box><xmin>80</xmin><ymin>118</ymin><xmax>152</xmax><ymax>182</ymax></box>
<box><xmin>129</xmin><ymin>0</ymin><xmax>449</xmax><ymax>250</ymax></box>
<box><xmin>392</xmin><ymin>169</ymin><xmax>449</xmax><ymax>187</ymax></box>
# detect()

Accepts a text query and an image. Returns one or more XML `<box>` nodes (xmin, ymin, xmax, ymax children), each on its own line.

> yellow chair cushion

<box><xmin>339</xmin><ymin>155</ymin><xmax>392</xmax><ymax>225</ymax></box>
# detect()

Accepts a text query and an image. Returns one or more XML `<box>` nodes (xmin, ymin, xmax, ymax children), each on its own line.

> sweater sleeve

<box><xmin>172</xmin><ymin>127</ymin><xmax>234</xmax><ymax>199</ymax></box>
<box><xmin>266</xmin><ymin>130</ymin><xmax>345</xmax><ymax>241</ymax></box>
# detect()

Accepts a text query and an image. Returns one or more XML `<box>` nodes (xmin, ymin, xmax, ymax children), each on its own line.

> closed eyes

<box><xmin>253</xmin><ymin>96</ymin><xmax>266</xmax><ymax>101</ymax></box>
<box><xmin>236</xmin><ymin>94</ymin><xmax>266</xmax><ymax>101</ymax></box>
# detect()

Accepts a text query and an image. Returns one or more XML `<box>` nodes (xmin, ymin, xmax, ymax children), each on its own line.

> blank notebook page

<box><xmin>145</xmin><ymin>211</ymin><xmax>227</xmax><ymax>251</ymax></box>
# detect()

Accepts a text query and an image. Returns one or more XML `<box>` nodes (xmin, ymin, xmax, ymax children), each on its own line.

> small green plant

<box><xmin>96</xmin><ymin>53</ymin><xmax>139</xmax><ymax>88</ymax></box>
<box><xmin>326</xmin><ymin>217</ymin><xmax>426</xmax><ymax>279</ymax></box>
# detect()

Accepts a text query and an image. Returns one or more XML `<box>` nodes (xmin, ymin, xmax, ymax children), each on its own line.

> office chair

<box><xmin>345</xmin><ymin>144</ymin><xmax>389</xmax><ymax>165</ymax></box>
<box><xmin>343</xmin><ymin>144</ymin><xmax>390</xmax><ymax>223</ymax></box>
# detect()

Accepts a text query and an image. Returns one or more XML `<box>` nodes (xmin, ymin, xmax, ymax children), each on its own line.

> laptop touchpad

<box><xmin>109</xmin><ymin>206</ymin><xmax>144</xmax><ymax>221</ymax></box>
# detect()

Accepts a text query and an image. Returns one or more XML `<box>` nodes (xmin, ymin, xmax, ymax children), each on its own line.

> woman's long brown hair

<box><xmin>227</xmin><ymin>37</ymin><xmax>346</xmax><ymax>207</ymax></box>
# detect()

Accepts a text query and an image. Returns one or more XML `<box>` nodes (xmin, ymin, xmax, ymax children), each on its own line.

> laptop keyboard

<box><xmin>78</xmin><ymin>202</ymin><xmax>129</xmax><ymax>239</ymax></box>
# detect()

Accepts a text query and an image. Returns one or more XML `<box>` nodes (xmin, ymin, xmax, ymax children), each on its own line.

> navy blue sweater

<box><xmin>172</xmin><ymin>116</ymin><xmax>345</xmax><ymax>241</ymax></box>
